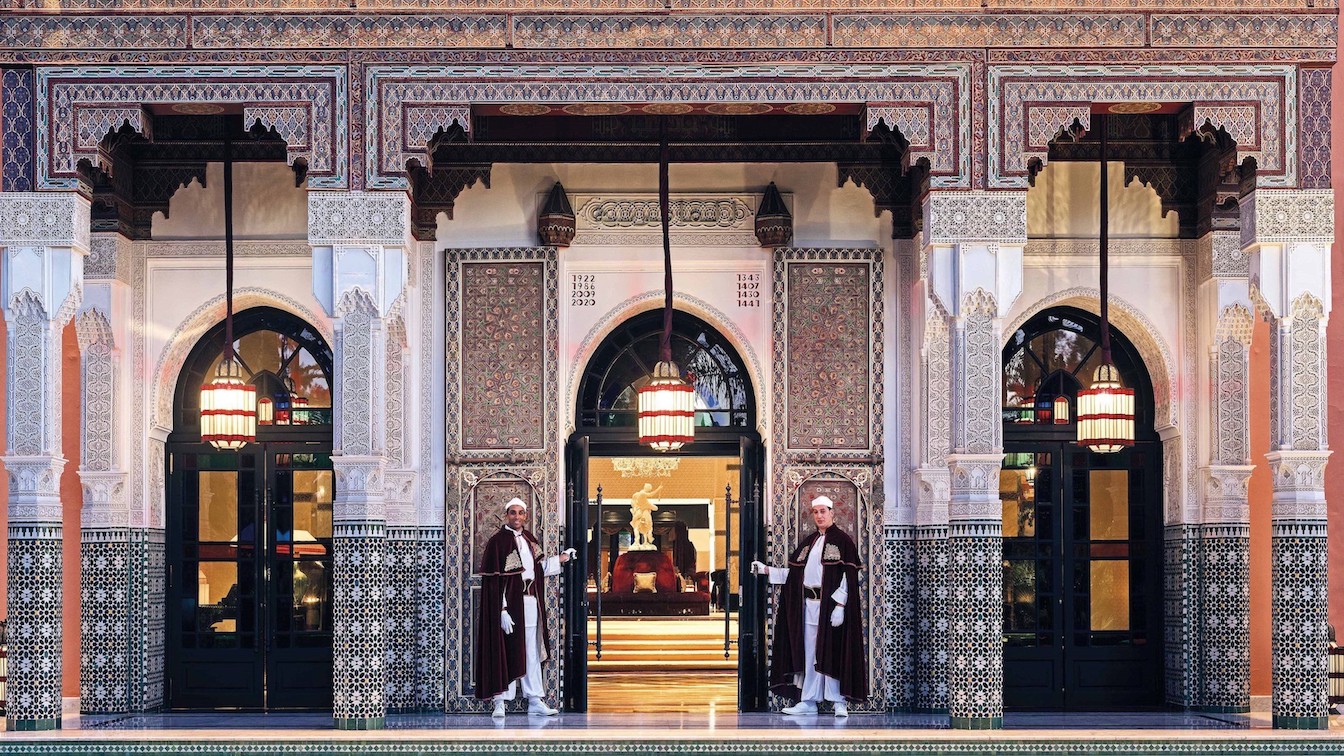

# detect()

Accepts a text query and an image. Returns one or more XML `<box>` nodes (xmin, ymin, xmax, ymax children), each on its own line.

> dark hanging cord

<box><xmin>223</xmin><ymin>135</ymin><xmax>236</xmax><ymax>363</ymax></box>
<box><xmin>1098</xmin><ymin>112</ymin><xmax>1112</xmax><ymax>366</ymax></box>
<box><xmin>658</xmin><ymin>119</ymin><xmax>673</xmax><ymax>365</ymax></box>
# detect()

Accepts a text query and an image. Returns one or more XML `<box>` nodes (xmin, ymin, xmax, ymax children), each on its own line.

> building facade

<box><xmin>0</xmin><ymin>0</ymin><xmax>1338</xmax><ymax>733</ymax></box>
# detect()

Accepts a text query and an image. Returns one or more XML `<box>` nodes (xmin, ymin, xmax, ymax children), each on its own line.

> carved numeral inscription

<box><xmin>570</xmin><ymin>273</ymin><xmax>597</xmax><ymax>307</ymax></box>
<box><xmin>737</xmin><ymin>272</ymin><xmax>761</xmax><ymax>307</ymax></box>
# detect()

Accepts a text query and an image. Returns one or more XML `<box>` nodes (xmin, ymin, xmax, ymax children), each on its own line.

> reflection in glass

<box><xmin>1003</xmin><ymin>560</ymin><xmax>1037</xmax><ymax>631</ymax></box>
<box><xmin>199</xmin><ymin>472</ymin><xmax>238</xmax><ymax>542</ymax></box>
<box><xmin>1001</xmin><ymin>469</ymin><xmax>1037</xmax><ymax>539</ymax></box>
<box><xmin>1091</xmin><ymin>560</ymin><xmax>1131</xmax><ymax>631</ymax></box>
<box><xmin>1090</xmin><ymin>470</ymin><xmax>1130</xmax><ymax>541</ymax></box>
<box><xmin>293</xmin><ymin>470</ymin><xmax>334</xmax><ymax>543</ymax></box>
<box><xmin>196</xmin><ymin>561</ymin><xmax>239</xmax><ymax>633</ymax></box>
<box><xmin>290</xmin><ymin>560</ymin><xmax>330</xmax><ymax>633</ymax></box>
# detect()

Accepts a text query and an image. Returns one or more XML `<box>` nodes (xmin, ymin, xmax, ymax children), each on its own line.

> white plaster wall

<box><xmin>152</xmin><ymin>162</ymin><xmax>308</xmax><ymax>240</ymax></box>
<box><xmin>1028</xmin><ymin>161</ymin><xmax>1181</xmax><ymax>240</ymax></box>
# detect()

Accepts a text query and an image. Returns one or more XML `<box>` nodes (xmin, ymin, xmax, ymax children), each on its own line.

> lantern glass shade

<box><xmin>257</xmin><ymin>396</ymin><xmax>274</xmax><ymax>425</ymax></box>
<box><xmin>292</xmin><ymin>394</ymin><xmax>309</xmax><ymax>425</ymax></box>
<box><xmin>200</xmin><ymin>357</ymin><xmax>257</xmax><ymax>450</ymax></box>
<box><xmin>637</xmin><ymin>360</ymin><xmax>695</xmax><ymax>452</ymax></box>
<box><xmin>1076</xmin><ymin>362</ymin><xmax>1134</xmax><ymax>453</ymax></box>
<box><xmin>1053</xmin><ymin>395</ymin><xmax>1071</xmax><ymax>425</ymax></box>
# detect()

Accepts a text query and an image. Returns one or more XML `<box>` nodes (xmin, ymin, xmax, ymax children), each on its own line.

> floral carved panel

<box><xmin>459</xmin><ymin>261</ymin><xmax>547</xmax><ymax>452</ymax></box>
<box><xmin>783</xmin><ymin>259</ymin><xmax>872</xmax><ymax>452</ymax></box>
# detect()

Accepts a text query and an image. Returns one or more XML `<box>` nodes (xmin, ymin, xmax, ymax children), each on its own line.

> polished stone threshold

<box><xmin>1</xmin><ymin>710</ymin><xmax>1339</xmax><ymax>755</ymax></box>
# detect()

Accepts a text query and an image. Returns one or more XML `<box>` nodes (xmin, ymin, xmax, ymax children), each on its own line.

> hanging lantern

<box><xmin>200</xmin><ymin>357</ymin><xmax>257</xmax><ymax>450</ymax></box>
<box><xmin>1076</xmin><ymin>363</ymin><xmax>1135</xmax><ymax>453</ymax></box>
<box><xmin>638</xmin><ymin>360</ymin><xmax>696</xmax><ymax>452</ymax></box>
<box><xmin>1076</xmin><ymin>112</ymin><xmax>1133</xmax><ymax>454</ymax></box>
<box><xmin>637</xmin><ymin>119</ymin><xmax>694</xmax><ymax>453</ymax></box>
<box><xmin>197</xmin><ymin>135</ymin><xmax>255</xmax><ymax>450</ymax></box>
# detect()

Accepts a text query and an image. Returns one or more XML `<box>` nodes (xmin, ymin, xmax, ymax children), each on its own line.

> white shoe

<box><xmin>528</xmin><ymin>698</ymin><xmax>559</xmax><ymax>716</ymax></box>
<box><xmin>834</xmin><ymin>701</ymin><xmax>849</xmax><ymax>717</ymax></box>
<box><xmin>491</xmin><ymin>700</ymin><xmax>506</xmax><ymax>718</ymax></box>
<box><xmin>781</xmin><ymin>701</ymin><xmax>818</xmax><ymax>716</ymax></box>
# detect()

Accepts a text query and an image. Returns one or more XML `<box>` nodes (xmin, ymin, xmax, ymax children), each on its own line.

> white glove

<box><xmin>501</xmin><ymin>610</ymin><xmax>515</xmax><ymax>635</ymax></box>
<box><xmin>830</xmin><ymin>605</ymin><xmax>845</xmax><ymax>628</ymax></box>
<box><xmin>750</xmin><ymin>560</ymin><xmax>769</xmax><ymax>575</ymax></box>
<box><xmin>563</xmin><ymin>548</ymin><xmax>577</xmax><ymax>561</ymax></box>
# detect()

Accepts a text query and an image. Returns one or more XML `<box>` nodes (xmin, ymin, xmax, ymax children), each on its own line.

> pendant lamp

<box><xmin>199</xmin><ymin>137</ymin><xmax>257</xmax><ymax>450</ymax></box>
<box><xmin>637</xmin><ymin>124</ymin><xmax>695</xmax><ymax>452</ymax></box>
<box><xmin>1076</xmin><ymin>113</ymin><xmax>1135</xmax><ymax>453</ymax></box>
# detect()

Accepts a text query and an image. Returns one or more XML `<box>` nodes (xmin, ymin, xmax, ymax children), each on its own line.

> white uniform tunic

<box><xmin>767</xmin><ymin>532</ymin><xmax>849</xmax><ymax>703</ymax></box>
<box><xmin>496</xmin><ymin>526</ymin><xmax>562</xmax><ymax>702</ymax></box>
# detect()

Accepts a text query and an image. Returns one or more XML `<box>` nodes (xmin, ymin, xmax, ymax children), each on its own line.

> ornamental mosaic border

<box><xmin>35</xmin><ymin>65</ymin><xmax>349</xmax><ymax>190</ymax></box>
<box><xmin>987</xmin><ymin>64</ymin><xmax>1298</xmax><ymax>189</ymax></box>
<box><xmin>364</xmin><ymin>63</ymin><xmax>971</xmax><ymax>189</ymax></box>
<box><xmin>0</xmin><ymin>11</ymin><xmax>1333</xmax><ymax>52</ymax></box>
<box><xmin>2</xmin><ymin>67</ymin><xmax>36</xmax><ymax>193</ymax></box>
<box><xmin>11</xmin><ymin>739</ymin><xmax>1344</xmax><ymax>755</ymax></box>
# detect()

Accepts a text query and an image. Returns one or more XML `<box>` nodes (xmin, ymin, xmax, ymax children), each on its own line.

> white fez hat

<box><xmin>811</xmin><ymin>495</ymin><xmax>835</xmax><ymax>509</ymax></box>
<box><xmin>504</xmin><ymin>497</ymin><xmax>528</xmax><ymax>512</ymax></box>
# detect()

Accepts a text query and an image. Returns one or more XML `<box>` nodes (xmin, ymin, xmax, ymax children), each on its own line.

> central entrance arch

<box><xmin>565</xmin><ymin>309</ymin><xmax>767</xmax><ymax>713</ymax></box>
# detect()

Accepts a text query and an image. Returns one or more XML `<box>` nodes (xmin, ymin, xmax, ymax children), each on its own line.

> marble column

<box><xmin>1245</xmin><ymin>188</ymin><xmax>1334</xmax><ymax>730</ymax></box>
<box><xmin>310</xmin><ymin>191</ymin><xmax>412</xmax><ymax>729</ymax></box>
<box><xmin>923</xmin><ymin>190</ymin><xmax>1025</xmax><ymax>729</ymax></box>
<box><xmin>1195</xmin><ymin>231</ymin><xmax>1255</xmax><ymax>713</ymax></box>
<box><xmin>0</xmin><ymin>192</ymin><xmax>89</xmax><ymax>729</ymax></box>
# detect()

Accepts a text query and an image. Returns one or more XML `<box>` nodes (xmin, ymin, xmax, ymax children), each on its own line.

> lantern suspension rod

<box><xmin>658</xmin><ymin>119</ymin><xmax>673</xmax><ymax>364</ymax></box>
<box><xmin>223</xmin><ymin>135</ymin><xmax>236</xmax><ymax>362</ymax></box>
<box><xmin>1098</xmin><ymin>112</ymin><xmax>1112</xmax><ymax>365</ymax></box>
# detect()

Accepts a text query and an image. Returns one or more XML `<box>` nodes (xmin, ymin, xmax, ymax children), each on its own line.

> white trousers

<box><xmin>794</xmin><ymin>598</ymin><xmax>843</xmax><ymax>703</ymax></box>
<box><xmin>496</xmin><ymin>595</ymin><xmax>544</xmax><ymax>702</ymax></box>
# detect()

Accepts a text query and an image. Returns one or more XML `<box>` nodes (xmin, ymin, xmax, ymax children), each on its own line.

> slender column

<box><xmin>0</xmin><ymin>192</ymin><xmax>89</xmax><ymax>729</ymax></box>
<box><xmin>923</xmin><ymin>190</ymin><xmax>1025</xmax><ymax>729</ymax></box>
<box><xmin>310</xmin><ymin>191</ymin><xmax>411</xmax><ymax>729</ymax></box>
<box><xmin>914</xmin><ymin>287</ymin><xmax>951</xmax><ymax>712</ymax></box>
<box><xmin>1244</xmin><ymin>188</ymin><xmax>1334</xmax><ymax>730</ymax></box>
<box><xmin>75</xmin><ymin>232</ymin><xmax>147</xmax><ymax>714</ymax></box>
<box><xmin>1195</xmin><ymin>231</ymin><xmax>1255</xmax><ymax>712</ymax></box>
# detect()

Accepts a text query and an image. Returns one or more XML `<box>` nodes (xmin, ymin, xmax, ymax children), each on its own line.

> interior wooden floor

<box><xmin>588</xmin><ymin>671</ymin><xmax>738</xmax><ymax>714</ymax></box>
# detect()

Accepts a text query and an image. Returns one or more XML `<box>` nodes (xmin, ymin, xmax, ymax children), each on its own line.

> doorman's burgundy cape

<box><xmin>769</xmin><ymin>526</ymin><xmax>869</xmax><ymax>703</ymax></box>
<box><xmin>474</xmin><ymin>526</ymin><xmax>551</xmax><ymax>700</ymax></box>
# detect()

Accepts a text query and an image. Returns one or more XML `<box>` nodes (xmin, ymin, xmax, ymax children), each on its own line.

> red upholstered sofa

<box><xmin>588</xmin><ymin>550</ymin><xmax>710</xmax><ymax>616</ymax></box>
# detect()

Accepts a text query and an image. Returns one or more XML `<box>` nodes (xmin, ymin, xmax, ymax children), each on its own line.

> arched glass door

<box><xmin>1000</xmin><ymin>307</ymin><xmax>1163</xmax><ymax>710</ymax></box>
<box><xmin>167</xmin><ymin>308</ymin><xmax>335</xmax><ymax>710</ymax></box>
<box><xmin>566</xmin><ymin>309</ymin><xmax>766</xmax><ymax>713</ymax></box>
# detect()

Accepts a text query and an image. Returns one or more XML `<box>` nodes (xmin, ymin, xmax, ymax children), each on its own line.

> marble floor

<box><xmin>1</xmin><ymin>710</ymin><xmax>1340</xmax><ymax>756</ymax></box>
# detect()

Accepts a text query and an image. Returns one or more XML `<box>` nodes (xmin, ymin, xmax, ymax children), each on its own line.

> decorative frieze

<box><xmin>570</xmin><ymin>193</ymin><xmax>767</xmax><ymax>248</ymax></box>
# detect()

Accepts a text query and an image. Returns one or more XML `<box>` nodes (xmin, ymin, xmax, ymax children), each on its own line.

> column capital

<box><xmin>3</xmin><ymin>455</ymin><xmax>66</xmax><ymax>524</ymax></box>
<box><xmin>1264</xmin><ymin>450</ymin><xmax>1331</xmax><ymax>522</ymax></box>
<box><xmin>1242</xmin><ymin>189</ymin><xmax>1333</xmax><ymax>321</ymax></box>
<box><xmin>922</xmin><ymin>190</ymin><xmax>1027</xmax><ymax>246</ymax></box>
<box><xmin>78</xmin><ymin>471</ymin><xmax>129</xmax><ymax>529</ymax></box>
<box><xmin>1201</xmin><ymin>464</ymin><xmax>1255</xmax><ymax>526</ymax></box>
<box><xmin>309</xmin><ymin>191</ymin><xmax>412</xmax><ymax>319</ymax></box>
<box><xmin>914</xmin><ymin>466</ymin><xmax>950</xmax><ymax>527</ymax></box>
<box><xmin>1</xmin><ymin>192</ymin><xmax>89</xmax><ymax>323</ymax></box>
<box><xmin>947</xmin><ymin>452</ymin><xmax>1003</xmax><ymax>523</ymax></box>
<box><xmin>922</xmin><ymin>191</ymin><xmax>1026</xmax><ymax>320</ymax></box>
<box><xmin>332</xmin><ymin>454</ymin><xmax>388</xmax><ymax>524</ymax></box>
